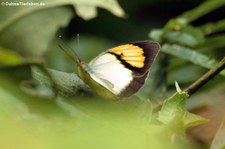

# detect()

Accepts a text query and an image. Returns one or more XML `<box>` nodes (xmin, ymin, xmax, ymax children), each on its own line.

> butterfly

<box><xmin>59</xmin><ymin>40</ymin><xmax>160</xmax><ymax>100</ymax></box>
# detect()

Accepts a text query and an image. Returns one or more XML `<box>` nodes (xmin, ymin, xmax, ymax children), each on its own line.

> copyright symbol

<box><xmin>1</xmin><ymin>2</ymin><xmax>4</xmax><ymax>6</ymax></box>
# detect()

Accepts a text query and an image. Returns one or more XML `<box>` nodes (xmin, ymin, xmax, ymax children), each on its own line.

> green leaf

<box><xmin>149</xmin><ymin>29</ymin><xmax>163</xmax><ymax>42</ymax></box>
<box><xmin>72</xmin><ymin>0</ymin><xmax>125</xmax><ymax>20</ymax></box>
<box><xmin>0</xmin><ymin>78</ymin><xmax>196</xmax><ymax>149</ymax></box>
<box><xmin>161</xmin><ymin>44</ymin><xmax>225</xmax><ymax>76</ymax></box>
<box><xmin>0</xmin><ymin>0</ymin><xmax>125</xmax><ymax>59</ymax></box>
<box><xmin>0</xmin><ymin>0</ymin><xmax>125</xmax><ymax>31</ymax></box>
<box><xmin>0</xmin><ymin>67</ymin><xmax>197</xmax><ymax>149</ymax></box>
<box><xmin>152</xmin><ymin>0</ymin><xmax>225</xmax><ymax>43</ymax></box>
<box><xmin>158</xmin><ymin>92</ymin><xmax>208</xmax><ymax>133</ymax></box>
<box><xmin>198</xmin><ymin>19</ymin><xmax>225</xmax><ymax>35</ymax></box>
<box><xmin>183</xmin><ymin>112</ymin><xmax>208</xmax><ymax>129</ymax></box>
<box><xmin>158</xmin><ymin>92</ymin><xmax>189</xmax><ymax>126</ymax></box>
<box><xmin>0</xmin><ymin>1</ymin><xmax>73</xmax><ymax>57</ymax></box>
<box><xmin>177</xmin><ymin>0</ymin><xmax>225</xmax><ymax>23</ymax></box>
<box><xmin>0</xmin><ymin>47</ymin><xmax>23</xmax><ymax>67</ymax></box>
<box><xmin>164</xmin><ymin>25</ymin><xmax>205</xmax><ymax>47</ymax></box>
<box><xmin>197</xmin><ymin>35</ymin><xmax>225</xmax><ymax>52</ymax></box>
<box><xmin>31</xmin><ymin>67</ymin><xmax>93</xmax><ymax>97</ymax></box>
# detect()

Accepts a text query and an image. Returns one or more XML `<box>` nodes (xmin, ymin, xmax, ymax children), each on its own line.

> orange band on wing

<box><xmin>108</xmin><ymin>44</ymin><xmax>145</xmax><ymax>68</ymax></box>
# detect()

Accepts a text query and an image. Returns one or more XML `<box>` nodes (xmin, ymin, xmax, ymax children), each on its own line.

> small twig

<box><xmin>184</xmin><ymin>57</ymin><xmax>225</xmax><ymax>96</ymax></box>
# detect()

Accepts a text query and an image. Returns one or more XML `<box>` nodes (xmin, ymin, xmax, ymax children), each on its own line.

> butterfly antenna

<box><xmin>58</xmin><ymin>35</ymin><xmax>81</xmax><ymax>66</ymax></box>
<box><xmin>76</xmin><ymin>34</ymin><xmax>80</xmax><ymax>52</ymax></box>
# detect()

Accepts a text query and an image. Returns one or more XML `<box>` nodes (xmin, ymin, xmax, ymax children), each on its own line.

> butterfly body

<box><xmin>76</xmin><ymin>41</ymin><xmax>160</xmax><ymax>100</ymax></box>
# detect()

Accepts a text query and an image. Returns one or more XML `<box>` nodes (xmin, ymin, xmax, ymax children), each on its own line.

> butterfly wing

<box><xmin>108</xmin><ymin>41</ymin><xmax>160</xmax><ymax>76</ymax></box>
<box><xmin>109</xmin><ymin>41</ymin><xmax>160</xmax><ymax>97</ymax></box>
<box><xmin>88</xmin><ymin>41</ymin><xmax>160</xmax><ymax>97</ymax></box>
<box><xmin>88</xmin><ymin>53</ymin><xmax>133</xmax><ymax>95</ymax></box>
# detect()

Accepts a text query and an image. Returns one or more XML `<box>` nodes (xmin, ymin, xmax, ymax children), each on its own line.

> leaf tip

<box><xmin>175</xmin><ymin>81</ymin><xmax>182</xmax><ymax>93</ymax></box>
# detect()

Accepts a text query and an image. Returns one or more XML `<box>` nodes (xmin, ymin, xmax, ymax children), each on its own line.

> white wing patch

<box><xmin>88</xmin><ymin>53</ymin><xmax>133</xmax><ymax>95</ymax></box>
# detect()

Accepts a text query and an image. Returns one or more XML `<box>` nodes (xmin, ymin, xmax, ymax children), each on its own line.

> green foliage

<box><xmin>0</xmin><ymin>71</ymin><xmax>197</xmax><ymax>148</ymax></box>
<box><xmin>0</xmin><ymin>0</ymin><xmax>124</xmax><ymax>57</ymax></box>
<box><xmin>161</xmin><ymin>44</ymin><xmax>225</xmax><ymax>76</ymax></box>
<box><xmin>158</xmin><ymin>91</ymin><xmax>208</xmax><ymax>133</ymax></box>
<box><xmin>149</xmin><ymin>0</ymin><xmax>225</xmax><ymax>84</ymax></box>
<box><xmin>0</xmin><ymin>0</ymin><xmax>225</xmax><ymax>148</ymax></box>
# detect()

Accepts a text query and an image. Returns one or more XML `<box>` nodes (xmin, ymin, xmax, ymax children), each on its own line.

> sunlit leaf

<box><xmin>158</xmin><ymin>91</ymin><xmax>207</xmax><ymax>133</ymax></box>
<box><xmin>72</xmin><ymin>0</ymin><xmax>125</xmax><ymax>20</ymax></box>
<box><xmin>183</xmin><ymin>112</ymin><xmax>208</xmax><ymax>128</ymax></box>
<box><xmin>158</xmin><ymin>92</ymin><xmax>188</xmax><ymax>127</ymax></box>
<box><xmin>0</xmin><ymin>68</ymin><xmax>198</xmax><ymax>149</ymax></box>
<box><xmin>0</xmin><ymin>84</ymin><xmax>196</xmax><ymax>149</ymax></box>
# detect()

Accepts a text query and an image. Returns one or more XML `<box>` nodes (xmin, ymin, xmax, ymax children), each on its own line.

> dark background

<box><xmin>66</xmin><ymin>0</ymin><xmax>225</xmax><ymax>42</ymax></box>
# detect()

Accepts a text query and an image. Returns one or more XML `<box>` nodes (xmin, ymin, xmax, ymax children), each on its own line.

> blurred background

<box><xmin>0</xmin><ymin>0</ymin><xmax>225</xmax><ymax>148</ymax></box>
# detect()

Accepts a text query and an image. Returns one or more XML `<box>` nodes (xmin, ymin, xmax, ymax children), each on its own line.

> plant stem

<box><xmin>178</xmin><ymin>0</ymin><xmax>225</xmax><ymax>23</ymax></box>
<box><xmin>184</xmin><ymin>57</ymin><xmax>225</xmax><ymax>96</ymax></box>
<box><xmin>198</xmin><ymin>19</ymin><xmax>225</xmax><ymax>35</ymax></box>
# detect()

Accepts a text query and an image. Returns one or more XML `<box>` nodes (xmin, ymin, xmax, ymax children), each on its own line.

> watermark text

<box><xmin>1</xmin><ymin>1</ymin><xmax>46</xmax><ymax>7</ymax></box>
